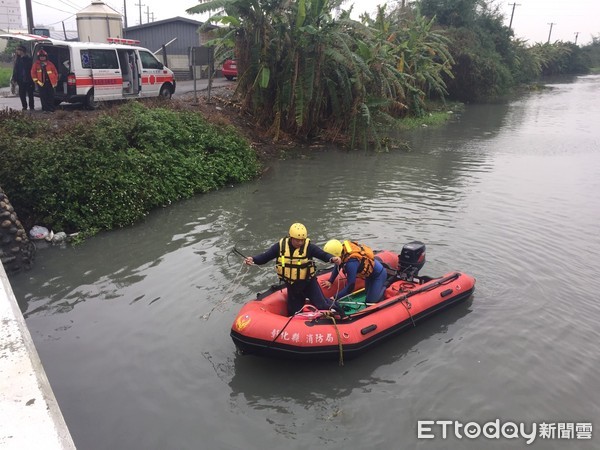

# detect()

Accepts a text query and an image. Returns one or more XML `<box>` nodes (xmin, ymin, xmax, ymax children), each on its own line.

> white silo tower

<box><xmin>76</xmin><ymin>1</ymin><xmax>123</xmax><ymax>43</ymax></box>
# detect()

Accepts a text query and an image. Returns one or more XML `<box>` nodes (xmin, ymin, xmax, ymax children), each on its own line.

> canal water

<box><xmin>9</xmin><ymin>75</ymin><xmax>600</xmax><ymax>449</ymax></box>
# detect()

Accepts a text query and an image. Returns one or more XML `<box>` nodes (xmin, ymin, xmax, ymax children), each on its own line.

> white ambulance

<box><xmin>1</xmin><ymin>33</ymin><xmax>176</xmax><ymax>109</ymax></box>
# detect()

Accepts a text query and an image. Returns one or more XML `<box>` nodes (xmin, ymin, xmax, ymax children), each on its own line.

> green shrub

<box><xmin>0</xmin><ymin>67</ymin><xmax>12</xmax><ymax>88</ymax></box>
<box><xmin>0</xmin><ymin>102</ymin><xmax>261</xmax><ymax>234</ymax></box>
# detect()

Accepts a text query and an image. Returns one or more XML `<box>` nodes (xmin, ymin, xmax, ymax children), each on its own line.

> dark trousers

<box><xmin>286</xmin><ymin>278</ymin><xmax>333</xmax><ymax>316</ymax></box>
<box><xmin>39</xmin><ymin>81</ymin><xmax>56</xmax><ymax>112</ymax></box>
<box><xmin>18</xmin><ymin>81</ymin><xmax>35</xmax><ymax>109</ymax></box>
<box><xmin>365</xmin><ymin>267</ymin><xmax>388</xmax><ymax>303</ymax></box>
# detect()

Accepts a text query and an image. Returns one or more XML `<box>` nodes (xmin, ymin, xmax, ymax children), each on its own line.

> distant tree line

<box><xmin>418</xmin><ymin>0</ymin><xmax>598</xmax><ymax>101</ymax></box>
<box><xmin>184</xmin><ymin>0</ymin><xmax>598</xmax><ymax>146</ymax></box>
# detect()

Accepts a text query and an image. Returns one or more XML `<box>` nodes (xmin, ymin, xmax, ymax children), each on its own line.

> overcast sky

<box><xmin>22</xmin><ymin>0</ymin><xmax>600</xmax><ymax>45</ymax></box>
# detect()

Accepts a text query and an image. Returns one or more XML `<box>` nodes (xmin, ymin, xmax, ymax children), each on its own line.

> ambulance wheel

<box><xmin>159</xmin><ymin>85</ymin><xmax>172</xmax><ymax>99</ymax></box>
<box><xmin>85</xmin><ymin>90</ymin><xmax>99</xmax><ymax>110</ymax></box>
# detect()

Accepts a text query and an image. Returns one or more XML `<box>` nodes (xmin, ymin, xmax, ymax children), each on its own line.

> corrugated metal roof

<box><xmin>49</xmin><ymin>29</ymin><xmax>79</xmax><ymax>41</ymax></box>
<box><xmin>125</xmin><ymin>16</ymin><xmax>217</xmax><ymax>31</ymax></box>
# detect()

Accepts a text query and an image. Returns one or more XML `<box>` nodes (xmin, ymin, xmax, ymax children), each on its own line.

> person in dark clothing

<box><xmin>12</xmin><ymin>46</ymin><xmax>35</xmax><ymax>110</ymax></box>
<box><xmin>244</xmin><ymin>223</ymin><xmax>345</xmax><ymax>317</ymax></box>
<box><xmin>30</xmin><ymin>49</ymin><xmax>58</xmax><ymax>112</ymax></box>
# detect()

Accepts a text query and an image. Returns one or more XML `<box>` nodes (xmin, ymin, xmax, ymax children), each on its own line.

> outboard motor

<box><xmin>398</xmin><ymin>241</ymin><xmax>426</xmax><ymax>281</ymax></box>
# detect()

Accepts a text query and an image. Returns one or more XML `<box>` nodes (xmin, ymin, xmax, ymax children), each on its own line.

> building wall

<box><xmin>77</xmin><ymin>16</ymin><xmax>123</xmax><ymax>43</ymax></box>
<box><xmin>124</xmin><ymin>20</ymin><xmax>202</xmax><ymax>58</ymax></box>
<box><xmin>123</xmin><ymin>19</ymin><xmax>215</xmax><ymax>76</ymax></box>
<box><xmin>0</xmin><ymin>0</ymin><xmax>22</xmax><ymax>30</ymax></box>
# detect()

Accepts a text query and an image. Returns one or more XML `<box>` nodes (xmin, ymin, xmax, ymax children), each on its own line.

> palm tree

<box><xmin>187</xmin><ymin>0</ymin><xmax>453</xmax><ymax>147</ymax></box>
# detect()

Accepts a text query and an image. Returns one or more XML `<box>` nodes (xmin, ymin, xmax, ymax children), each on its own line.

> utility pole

<box><xmin>574</xmin><ymin>32</ymin><xmax>579</xmax><ymax>45</ymax></box>
<box><xmin>24</xmin><ymin>0</ymin><xmax>34</xmax><ymax>33</ymax></box>
<box><xmin>508</xmin><ymin>3</ymin><xmax>520</xmax><ymax>30</ymax></box>
<box><xmin>145</xmin><ymin>6</ymin><xmax>150</xmax><ymax>24</ymax></box>
<box><xmin>135</xmin><ymin>1</ymin><xmax>144</xmax><ymax>25</ymax></box>
<box><xmin>123</xmin><ymin>0</ymin><xmax>128</xmax><ymax>29</ymax></box>
<box><xmin>547</xmin><ymin>22</ymin><xmax>556</xmax><ymax>44</ymax></box>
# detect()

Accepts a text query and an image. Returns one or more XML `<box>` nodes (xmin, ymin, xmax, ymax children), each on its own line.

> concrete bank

<box><xmin>0</xmin><ymin>262</ymin><xmax>76</xmax><ymax>449</ymax></box>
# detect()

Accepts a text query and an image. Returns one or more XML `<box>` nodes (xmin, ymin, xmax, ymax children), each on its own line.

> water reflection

<box><xmin>228</xmin><ymin>298</ymin><xmax>473</xmax><ymax>424</ymax></box>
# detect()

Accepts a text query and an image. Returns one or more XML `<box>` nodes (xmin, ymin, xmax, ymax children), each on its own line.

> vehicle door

<box><xmin>138</xmin><ymin>49</ymin><xmax>166</xmax><ymax>97</ymax></box>
<box><xmin>0</xmin><ymin>33</ymin><xmax>52</xmax><ymax>83</ymax></box>
<box><xmin>0</xmin><ymin>33</ymin><xmax>52</xmax><ymax>47</ymax></box>
<box><xmin>86</xmin><ymin>48</ymin><xmax>122</xmax><ymax>99</ymax></box>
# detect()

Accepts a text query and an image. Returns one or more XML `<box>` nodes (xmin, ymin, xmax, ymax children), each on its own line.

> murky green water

<box><xmin>9</xmin><ymin>75</ymin><xmax>600</xmax><ymax>449</ymax></box>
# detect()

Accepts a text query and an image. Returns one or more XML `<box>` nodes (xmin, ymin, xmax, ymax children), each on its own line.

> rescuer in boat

<box><xmin>321</xmin><ymin>239</ymin><xmax>388</xmax><ymax>303</ymax></box>
<box><xmin>244</xmin><ymin>223</ymin><xmax>345</xmax><ymax>316</ymax></box>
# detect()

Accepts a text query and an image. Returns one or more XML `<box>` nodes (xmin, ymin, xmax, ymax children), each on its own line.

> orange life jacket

<box><xmin>341</xmin><ymin>240</ymin><xmax>375</xmax><ymax>278</ymax></box>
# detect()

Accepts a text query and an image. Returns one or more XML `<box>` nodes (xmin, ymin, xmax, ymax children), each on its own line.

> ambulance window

<box><xmin>81</xmin><ymin>51</ymin><xmax>91</xmax><ymax>68</ymax></box>
<box><xmin>139</xmin><ymin>51</ymin><xmax>163</xmax><ymax>70</ymax></box>
<box><xmin>88</xmin><ymin>49</ymin><xmax>119</xmax><ymax>70</ymax></box>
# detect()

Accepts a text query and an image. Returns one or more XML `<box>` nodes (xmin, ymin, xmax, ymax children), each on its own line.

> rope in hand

<box><xmin>229</xmin><ymin>247</ymin><xmax>269</xmax><ymax>271</ymax></box>
<box><xmin>323</xmin><ymin>273</ymin><xmax>345</xmax><ymax>310</ymax></box>
<box><xmin>202</xmin><ymin>262</ymin><xmax>248</xmax><ymax>320</ymax></box>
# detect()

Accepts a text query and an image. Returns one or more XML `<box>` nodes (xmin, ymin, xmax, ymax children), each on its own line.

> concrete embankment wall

<box><xmin>0</xmin><ymin>189</ymin><xmax>35</xmax><ymax>274</ymax></box>
<box><xmin>0</xmin><ymin>262</ymin><xmax>76</xmax><ymax>449</ymax></box>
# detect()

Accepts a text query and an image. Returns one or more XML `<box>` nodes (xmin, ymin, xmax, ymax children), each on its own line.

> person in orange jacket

<box><xmin>30</xmin><ymin>49</ymin><xmax>58</xmax><ymax>112</ymax></box>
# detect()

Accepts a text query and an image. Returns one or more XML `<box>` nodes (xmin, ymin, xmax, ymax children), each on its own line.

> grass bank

<box><xmin>0</xmin><ymin>67</ymin><xmax>11</xmax><ymax>87</ymax></box>
<box><xmin>0</xmin><ymin>101</ymin><xmax>261</xmax><ymax>237</ymax></box>
<box><xmin>390</xmin><ymin>101</ymin><xmax>464</xmax><ymax>132</ymax></box>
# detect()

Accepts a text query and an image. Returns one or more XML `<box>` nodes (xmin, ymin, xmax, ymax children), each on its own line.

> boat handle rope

<box><xmin>389</xmin><ymin>284</ymin><xmax>416</xmax><ymax>326</ymax></box>
<box><xmin>322</xmin><ymin>311</ymin><xmax>345</xmax><ymax>367</ymax></box>
<box><xmin>350</xmin><ymin>272</ymin><xmax>461</xmax><ymax>320</ymax></box>
<box><xmin>400</xmin><ymin>299</ymin><xmax>416</xmax><ymax>327</ymax></box>
<box><xmin>266</xmin><ymin>308</ymin><xmax>345</xmax><ymax>367</ymax></box>
<box><xmin>267</xmin><ymin>305</ymin><xmax>318</xmax><ymax>350</ymax></box>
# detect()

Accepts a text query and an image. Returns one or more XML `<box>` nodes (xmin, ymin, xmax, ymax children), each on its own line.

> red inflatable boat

<box><xmin>230</xmin><ymin>242</ymin><xmax>475</xmax><ymax>362</ymax></box>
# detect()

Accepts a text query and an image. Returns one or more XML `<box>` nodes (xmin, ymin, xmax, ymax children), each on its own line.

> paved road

<box><xmin>0</xmin><ymin>77</ymin><xmax>234</xmax><ymax>111</ymax></box>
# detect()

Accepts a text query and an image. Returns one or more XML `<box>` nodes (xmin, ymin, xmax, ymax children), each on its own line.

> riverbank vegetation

<box><xmin>1</xmin><ymin>0</ymin><xmax>599</xmax><ymax>240</ymax></box>
<box><xmin>0</xmin><ymin>102</ymin><xmax>260</xmax><ymax>236</ymax></box>
<box><xmin>188</xmin><ymin>0</ymin><xmax>600</xmax><ymax>147</ymax></box>
<box><xmin>0</xmin><ymin>66</ymin><xmax>11</xmax><ymax>87</ymax></box>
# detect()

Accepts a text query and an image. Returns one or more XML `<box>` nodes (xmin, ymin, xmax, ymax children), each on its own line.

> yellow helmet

<box><xmin>288</xmin><ymin>223</ymin><xmax>308</xmax><ymax>240</ymax></box>
<box><xmin>324</xmin><ymin>239</ymin><xmax>343</xmax><ymax>257</ymax></box>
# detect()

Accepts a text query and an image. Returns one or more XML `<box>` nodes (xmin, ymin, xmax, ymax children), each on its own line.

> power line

<box><xmin>31</xmin><ymin>0</ymin><xmax>124</xmax><ymax>28</ymax></box>
<box><xmin>32</xmin><ymin>0</ymin><xmax>73</xmax><ymax>15</ymax></box>
<box><xmin>45</xmin><ymin>14</ymin><xmax>77</xmax><ymax>27</ymax></box>
<box><xmin>56</xmin><ymin>0</ymin><xmax>80</xmax><ymax>10</ymax></box>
